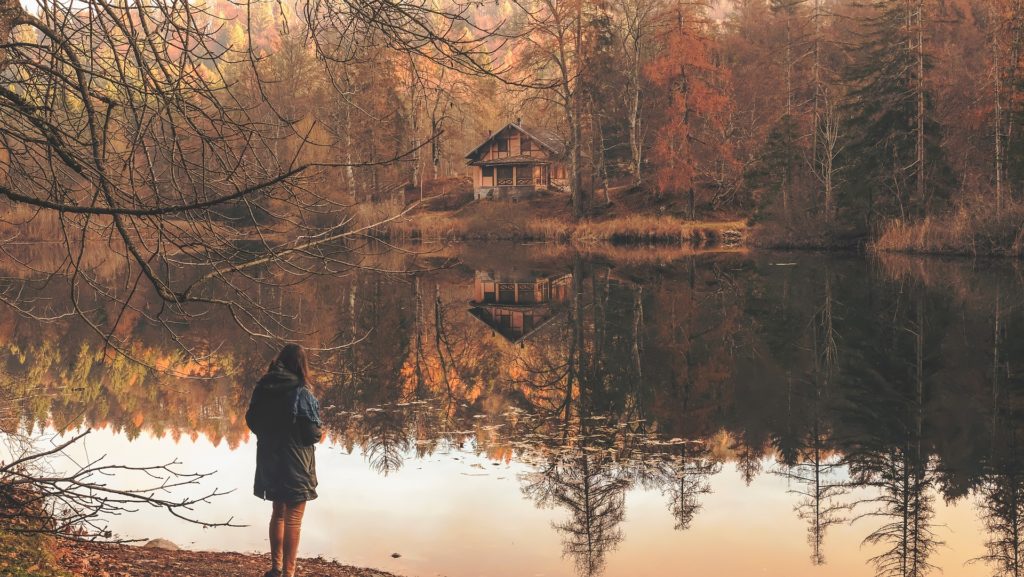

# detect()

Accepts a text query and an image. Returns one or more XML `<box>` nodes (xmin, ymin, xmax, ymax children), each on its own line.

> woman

<box><xmin>246</xmin><ymin>344</ymin><xmax>323</xmax><ymax>577</ymax></box>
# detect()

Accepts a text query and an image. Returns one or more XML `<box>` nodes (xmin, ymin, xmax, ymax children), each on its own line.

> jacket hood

<box><xmin>256</xmin><ymin>362</ymin><xmax>302</xmax><ymax>393</ymax></box>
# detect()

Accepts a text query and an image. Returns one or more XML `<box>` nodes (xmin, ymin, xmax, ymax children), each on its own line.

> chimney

<box><xmin>516</xmin><ymin>117</ymin><xmax>522</xmax><ymax>125</ymax></box>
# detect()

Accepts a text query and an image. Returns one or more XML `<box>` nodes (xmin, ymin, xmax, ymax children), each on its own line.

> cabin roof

<box><xmin>467</xmin><ymin>304</ymin><xmax>563</xmax><ymax>345</ymax></box>
<box><xmin>470</xmin><ymin>155</ymin><xmax>555</xmax><ymax>167</ymax></box>
<box><xmin>464</xmin><ymin>122</ymin><xmax>565</xmax><ymax>161</ymax></box>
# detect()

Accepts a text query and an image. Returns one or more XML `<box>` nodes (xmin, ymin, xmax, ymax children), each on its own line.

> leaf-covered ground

<box><xmin>47</xmin><ymin>540</ymin><xmax>404</xmax><ymax>577</ymax></box>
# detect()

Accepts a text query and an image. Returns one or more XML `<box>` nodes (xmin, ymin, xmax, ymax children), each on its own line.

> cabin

<box><xmin>465</xmin><ymin>122</ymin><xmax>568</xmax><ymax>200</ymax></box>
<box><xmin>468</xmin><ymin>270</ymin><xmax>572</xmax><ymax>345</ymax></box>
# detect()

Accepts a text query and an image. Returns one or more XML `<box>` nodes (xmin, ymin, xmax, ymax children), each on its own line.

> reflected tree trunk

<box><xmin>974</xmin><ymin>283</ymin><xmax>1024</xmax><ymax>577</ymax></box>
<box><xmin>661</xmin><ymin>441</ymin><xmax>720</xmax><ymax>531</ymax></box>
<box><xmin>413</xmin><ymin>275</ymin><xmax>426</xmax><ymax>396</ymax></box>
<box><xmin>856</xmin><ymin>294</ymin><xmax>938</xmax><ymax>577</ymax></box>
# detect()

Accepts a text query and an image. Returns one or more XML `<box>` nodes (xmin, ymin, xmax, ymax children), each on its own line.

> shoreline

<box><xmin>53</xmin><ymin>539</ymin><xmax>406</xmax><ymax>577</ymax></box>
<box><xmin>370</xmin><ymin>196</ymin><xmax>1024</xmax><ymax>260</ymax></box>
<box><xmin>352</xmin><ymin>192</ymin><xmax>748</xmax><ymax>247</ymax></box>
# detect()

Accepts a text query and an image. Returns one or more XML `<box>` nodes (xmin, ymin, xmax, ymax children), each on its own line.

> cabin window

<box><xmin>521</xmin><ymin>138</ymin><xmax>532</xmax><ymax>153</ymax></box>
<box><xmin>519</xmin><ymin>287</ymin><xmax>537</xmax><ymax>304</ymax></box>
<box><xmin>516</xmin><ymin>168</ymin><xmax>533</xmax><ymax>185</ymax></box>
<box><xmin>498</xmin><ymin>283</ymin><xmax>516</xmax><ymax>302</ymax></box>
<box><xmin>482</xmin><ymin>166</ymin><xmax>494</xmax><ymax>178</ymax></box>
<box><xmin>497</xmin><ymin>138</ymin><xmax>508</xmax><ymax>152</ymax></box>
<box><xmin>497</xmin><ymin>166</ymin><xmax>513</xmax><ymax>185</ymax></box>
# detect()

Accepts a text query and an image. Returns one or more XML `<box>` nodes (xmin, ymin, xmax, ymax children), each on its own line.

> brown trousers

<box><xmin>270</xmin><ymin>500</ymin><xmax>307</xmax><ymax>576</ymax></box>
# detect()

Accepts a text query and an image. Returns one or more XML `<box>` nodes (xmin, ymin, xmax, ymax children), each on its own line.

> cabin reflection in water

<box><xmin>468</xmin><ymin>270</ymin><xmax>572</xmax><ymax>344</ymax></box>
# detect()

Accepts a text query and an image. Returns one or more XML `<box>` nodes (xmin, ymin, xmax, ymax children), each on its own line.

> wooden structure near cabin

<box><xmin>465</xmin><ymin>122</ymin><xmax>567</xmax><ymax>200</ymax></box>
<box><xmin>468</xmin><ymin>270</ymin><xmax>572</xmax><ymax>344</ymax></box>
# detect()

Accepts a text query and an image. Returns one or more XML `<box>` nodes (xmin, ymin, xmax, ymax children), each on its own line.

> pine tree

<box><xmin>840</xmin><ymin>0</ymin><xmax>951</xmax><ymax>230</ymax></box>
<box><xmin>745</xmin><ymin>114</ymin><xmax>803</xmax><ymax>222</ymax></box>
<box><xmin>1009</xmin><ymin>0</ymin><xmax>1024</xmax><ymax>194</ymax></box>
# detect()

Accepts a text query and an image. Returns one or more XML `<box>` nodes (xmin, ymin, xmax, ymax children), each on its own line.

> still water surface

<box><xmin>7</xmin><ymin>244</ymin><xmax>1022</xmax><ymax>577</ymax></box>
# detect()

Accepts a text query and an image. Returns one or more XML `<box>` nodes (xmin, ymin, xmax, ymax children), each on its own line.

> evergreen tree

<box><xmin>840</xmin><ymin>0</ymin><xmax>951</xmax><ymax>230</ymax></box>
<box><xmin>1010</xmin><ymin>53</ymin><xmax>1024</xmax><ymax>192</ymax></box>
<box><xmin>745</xmin><ymin>114</ymin><xmax>803</xmax><ymax>222</ymax></box>
<box><xmin>1003</xmin><ymin>0</ymin><xmax>1024</xmax><ymax>200</ymax></box>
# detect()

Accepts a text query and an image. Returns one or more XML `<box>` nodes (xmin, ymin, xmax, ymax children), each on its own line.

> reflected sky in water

<box><xmin>5</xmin><ymin>244</ymin><xmax>1024</xmax><ymax>577</ymax></box>
<box><xmin>42</xmin><ymin>426</ymin><xmax>987</xmax><ymax>577</ymax></box>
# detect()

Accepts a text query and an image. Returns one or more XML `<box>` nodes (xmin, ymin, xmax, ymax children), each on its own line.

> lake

<box><xmin>4</xmin><ymin>242</ymin><xmax>1022</xmax><ymax>577</ymax></box>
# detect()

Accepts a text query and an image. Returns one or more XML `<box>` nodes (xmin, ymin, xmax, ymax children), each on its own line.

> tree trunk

<box><xmin>628</xmin><ymin>36</ymin><xmax>643</xmax><ymax>186</ymax></box>
<box><xmin>812</xmin><ymin>0</ymin><xmax>828</xmax><ymax>221</ymax></box>
<box><xmin>781</xmin><ymin>4</ymin><xmax>794</xmax><ymax>225</ymax></box>
<box><xmin>370</xmin><ymin>140</ymin><xmax>379</xmax><ymax>199</ymax></box>
<box><xmin>343</xmin><ymin>84</ymin><xmax>357</xmax><ymax>198</ymax></box>
<box><xmin>1006</xmin><ymin>0</ymin><xmax>1023</xmax><ymax>201</ymax></box>
<box><xmin>819</xmin><ymin>90</ymin><xmax>840</xmax><ymax>224</ymax></box>
<box><xmin>914</xmin><ymin>0</ymin><xmax>927</xmax><ymax>214</ymax></box>
<box><xmin>431</xmin><ymin>116</ymin><xmax>441</xmax><ymax>181</ymax></box>
<box><xmin>995</xmin><ymin>2</ymin><xmax>1005</xmax><ymax>214</ymax></box>
<box><xmin>571</xmin><ymin>0</ymin><xmax>585</xmax><ymax>219</ymax></box>
<box><xmin>592</xmin><ymin>101</ymin><xmax>610</xmax><ymax>206</ymax></box>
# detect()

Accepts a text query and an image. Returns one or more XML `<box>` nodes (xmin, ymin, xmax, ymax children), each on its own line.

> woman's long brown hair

<box><xmin>273</xmin><ymin>343</ymin><xmax>310</xmax><ymax>385</ymax></box>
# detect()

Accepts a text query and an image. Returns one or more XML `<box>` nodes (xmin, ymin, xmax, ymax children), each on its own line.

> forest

<box><xmin>2</xmin><ymin>0</ymin><xmax>1023</xmax><ymax>261</ymax></box>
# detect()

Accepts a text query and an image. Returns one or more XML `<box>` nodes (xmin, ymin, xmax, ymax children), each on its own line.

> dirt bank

<box><xmin>53</xmin><ymin>540</ymin><xmax>404</xmax><ymax>577</ymax></box>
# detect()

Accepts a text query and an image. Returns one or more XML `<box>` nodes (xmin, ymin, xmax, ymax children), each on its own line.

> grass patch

<box><xmin>574</xmin><ymin>215</ymin><xmax>744</xmax><ymax>245</ymax></box>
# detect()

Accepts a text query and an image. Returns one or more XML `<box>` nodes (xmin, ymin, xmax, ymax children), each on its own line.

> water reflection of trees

<box><xmin>521</xmin><ymin>436</ymin><xmax>628</xmax><ymax>577</ymax></box>
<box><xmin>516</xmin><ymin>256</ymin><xmax>727</xmax><ymax>575</ymax></box>
<box><xmin>972</xmin><ymin>287</ymin><xmax>1024</xmax><ymax>577</ymax></box>
<box><xmin>11</xmin><ymin>249</ymin><xmax>1024</xmax><ymax>577</ymax></box>
<box><xmin>840</xmin><ymin>293</ymin><xmax>942</xmax><ymax>577</ymax></box>
<box><xmin>767</xmin><ymin>268</ymin><xmax>848</xmax><ymax>565</ymax></box>
<box><xmin>654</xmin><ymin>441</ymin><xmax>721</xmax><ymax>531</ymax></box>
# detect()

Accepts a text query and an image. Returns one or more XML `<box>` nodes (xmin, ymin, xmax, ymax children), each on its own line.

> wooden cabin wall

<box><xmin>478</xmin><ymin>128</ymin><xmax>552</xmax><ymax>162</ymax></box>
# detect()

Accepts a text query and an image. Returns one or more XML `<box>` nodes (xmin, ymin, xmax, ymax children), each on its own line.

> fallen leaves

<box><xmin>56</xmin><ymin>541</ymin><xmax>408</xmax><ymax>577</ymax></box>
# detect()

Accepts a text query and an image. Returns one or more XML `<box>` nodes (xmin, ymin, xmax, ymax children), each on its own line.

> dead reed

<box><xmin>872</xmin><ymin>204</ymin><xmax>1024</xmax><ymax>257</ymax></box>
<box><xmin>366</xmin><ymin>205</ymin><xmax>746</xmax><ymax>246</ymax></box>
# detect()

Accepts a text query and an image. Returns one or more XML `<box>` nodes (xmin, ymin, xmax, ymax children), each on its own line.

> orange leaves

<box><xmin>643</xmin><ymin>7</ymin><xmax>733</xmax><ymax>199</ymax></box>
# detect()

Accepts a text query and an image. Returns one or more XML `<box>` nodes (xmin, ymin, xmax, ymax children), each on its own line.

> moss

<box><xmin>0</xmin><ymin>530</ymin><xmax>68</xmax><ymax>577</ymax></box>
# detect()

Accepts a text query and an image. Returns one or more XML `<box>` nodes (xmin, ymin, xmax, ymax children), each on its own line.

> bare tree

<box><xmin>0</xmin><ymin>0</ymin><xmax>500</xmax><ymax>355</ymax></box>
<box><xmin>613</xmin><ymin>0</ymin><xmax>659</xmax><ymax>186</ymax></box>
<box><xmin>813</xmin><ymin>88</ymin><xmax>843</xmax><ymax>223</ymax></box>
<box><xmin>516</xmin><ymin>0</ymin><xmax>587</xmax><ymax>218</ymax></box>
<box><xmin>1</xmin><ymin>430</ymin><xmax>238</xmax><ymax>540</ymax></box>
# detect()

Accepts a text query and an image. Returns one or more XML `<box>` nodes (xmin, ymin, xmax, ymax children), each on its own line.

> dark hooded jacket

<box><xmin>245</xmin><ymin>362</ymin><xmax>322</xmax><ymax>503</ymax></box>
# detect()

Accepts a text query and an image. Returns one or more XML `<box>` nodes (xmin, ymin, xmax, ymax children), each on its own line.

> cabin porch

<box><xmin>472</xmin><ymin>162</ymin><xmax>553</xmax><ymax>200</ymax></box>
